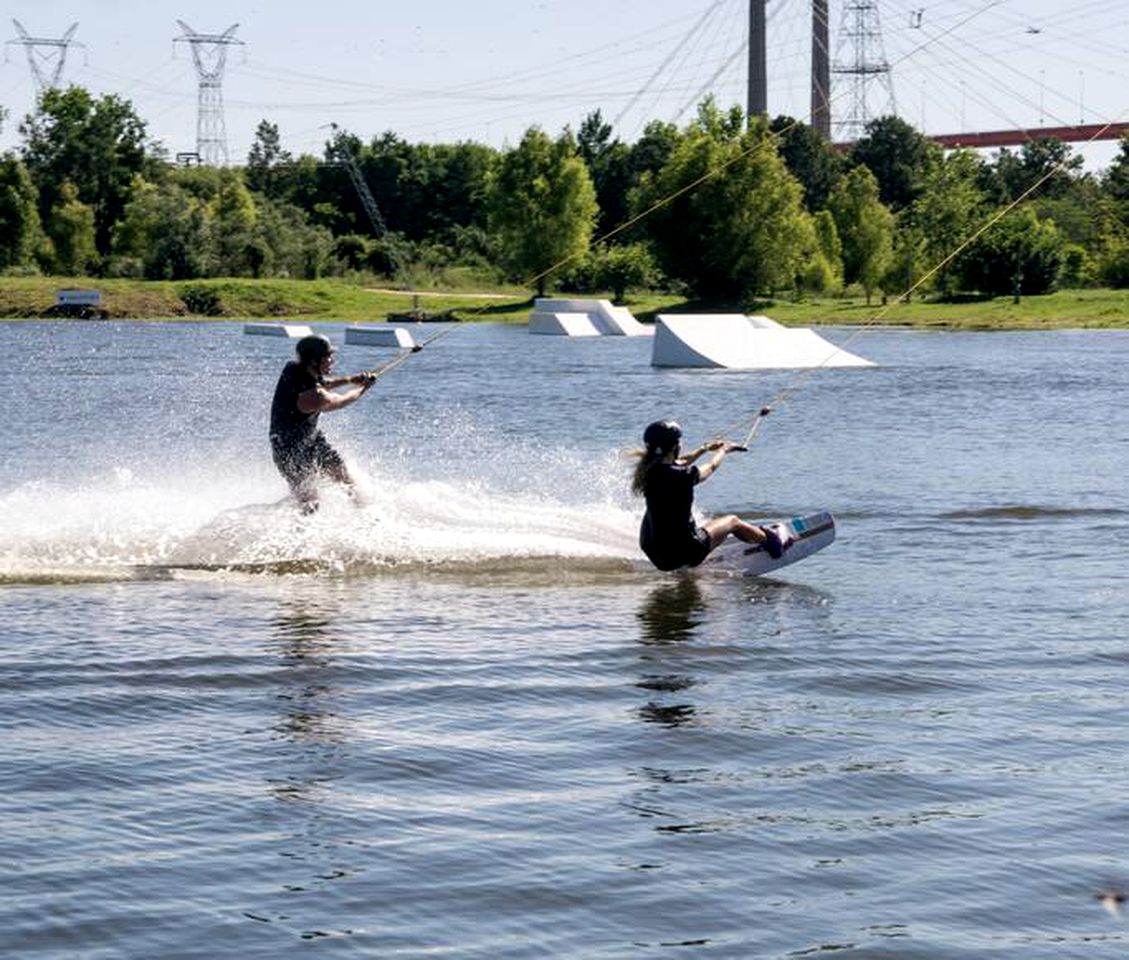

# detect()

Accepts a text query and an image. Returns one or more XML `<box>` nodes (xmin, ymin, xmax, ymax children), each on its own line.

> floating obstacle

<box><xmin>529</xmin><ymin>298</ymin><xmax>653</xmax><ymax>336</ymax></box>
<box><xmin>651</xmin><ymin>314</ymin><xmax>873</xmax><ymax>369</ymax></box>
<box><xmin>344</xmin><ymin>326</ymin><xmax>418</xmax><ymax>348</ymax></box>
<box><xmin>243</xmin><ymin>323</ymin><xmax>315</xmax><ymax>339</ymax></box>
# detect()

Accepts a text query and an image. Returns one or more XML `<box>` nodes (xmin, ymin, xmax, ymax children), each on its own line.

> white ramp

<box><xmin>345</xmin><ymin>325</ymin><xmax>418</xmax><ymax>348</ymax></box>
<box><xmin>652</xmin><ymin>314</ymin><xmax>873</xmax><ymax>369</ymax></box>
<box><xmin>529</xmin><ymin>311</ymin><xmax>601</xmax><ymax>336</ymax></box>
<box><xmin>243</xmin><ymin>323</ymin><xmax>314</xmax><ymax>339</ymax></box>
<box><xmin>529</xmin><ymin>298</ymin><xmax>652</xmax><ymax>336</ymax></box>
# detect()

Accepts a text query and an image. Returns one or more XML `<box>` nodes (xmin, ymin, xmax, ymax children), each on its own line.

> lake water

<box><xmin>2</xmin><ymin>320</ymin><xmax>1128</xmax><ymax>958</ymax></box>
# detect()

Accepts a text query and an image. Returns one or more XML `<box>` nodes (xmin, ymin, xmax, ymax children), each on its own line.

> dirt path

<box><xmin>365</xmin><ymin>288</ymin><xmax>519</xmax><ymax>300</ymax></box>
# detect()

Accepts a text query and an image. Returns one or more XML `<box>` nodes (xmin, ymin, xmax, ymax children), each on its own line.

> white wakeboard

<box><xmin>704</xmin><ymin>510</ymin><xmax>836</xmax><ymax>576</ymax></box>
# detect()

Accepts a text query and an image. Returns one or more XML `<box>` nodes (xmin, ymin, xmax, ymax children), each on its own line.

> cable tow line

<box><xmin>718</xmin><ymin>106</ymin><xmax>1129</xmax><ymax>453</ymax></box>
<box><xmin>362</xmin><ymin>325</ymin><xmax>456</xmax><ymax>383</ymax></box>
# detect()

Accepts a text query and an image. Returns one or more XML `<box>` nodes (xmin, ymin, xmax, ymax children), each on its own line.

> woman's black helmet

<box><xmin>296</xmin><ymin>334</ymin><xmax>334</xmax><ymax>363</ymax></box>
<box><xmin>643</xmin><ymin>420</ymin><xmax>682</xmax><ymax>454</ymax></box>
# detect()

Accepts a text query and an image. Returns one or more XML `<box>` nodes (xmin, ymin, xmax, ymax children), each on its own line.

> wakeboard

<box><xmin>704</xmin><ymin>510</ymin><xmax>836</xmax><ymax>576</ymax></box>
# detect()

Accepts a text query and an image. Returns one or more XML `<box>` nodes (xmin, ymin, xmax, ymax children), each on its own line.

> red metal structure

<box><xmin>833</xmin><ymin>122</ymin><xmax>1129</xmax><ymax>153</ymax></box>
<box><xmin>927</xmin><ymin>123</ymin><xmax>1129</xmax><ymax>149</ymax></box>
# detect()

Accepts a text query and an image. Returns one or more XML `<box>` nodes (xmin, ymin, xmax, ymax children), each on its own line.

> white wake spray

<box><xmin>0</xmin><ymin>439</ymin><xmax>643</xmax><ymax>579</ymax></box>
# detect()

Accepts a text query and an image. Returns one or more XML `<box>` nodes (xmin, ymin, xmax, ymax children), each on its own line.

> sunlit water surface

<box><xmin>2</xmin><ymin>321</ymin><xmax>1128</xmax><ymax>958</ymax></box>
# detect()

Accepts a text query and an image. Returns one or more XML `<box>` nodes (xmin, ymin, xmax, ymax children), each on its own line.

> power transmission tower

<box><xmin>174</xmin><ymin>21</ymin><xmax>243</xmax><ymax>166</ymax></box>
<box><xmin>811</xmin><ymin>0</ymin><xmax>831</xmax><ymax>139</ymax></box>
<box><xmin>747</xmin><ymin>0</ymin><xmax>767</xmax><ymax>119</ymax></box>
<box><xmin>327</xmin><ymin>124</ymin><xmax>387</xmax><ymax>237</ymax></box>
<box><xmin>7</xmin><ymin>20</ymin><xmax>84</xmax><ymax>92</ymax></box>
<box><xmin>832</xmin><ymin>1</ymin><xmax>897</xmax><ymax>141</ymax></box>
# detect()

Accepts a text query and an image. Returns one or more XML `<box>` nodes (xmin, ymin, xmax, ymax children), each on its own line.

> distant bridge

<box><xmin>835</xmin><ymin>122</ymin><xmax>1129</xmax><ymax>152</ymax></box>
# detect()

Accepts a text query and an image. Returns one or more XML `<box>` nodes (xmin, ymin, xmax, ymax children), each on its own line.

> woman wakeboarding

<box><xmin>632</xmin><ymin>419</ymin><xmax>792</xmax><ymax>572</ymax></box>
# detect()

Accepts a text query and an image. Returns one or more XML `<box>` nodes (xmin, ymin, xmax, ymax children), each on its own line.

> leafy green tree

<box><xmin>1104</xmin><ymin>134</ymin><xmax>1129</xmax><ymax>204</ymax></box>
<box><xmin>828</xmin><ymin>165</ymin><xmax>894</xmax><ymax>303</ymax></box>
<box><xmin>577</xmin><ymin>110</ymin><xmax>634</xmax><ymax>238</ymax></box>
<box><xmin>47</xmin><ymin>180</ymin><xmax>97</xmax><ymax>275</ymax></box>
<box><xmin>0</xmin><ymin>154</ymin><xmax>45</xmax><ymax>270</ymax></box>
<box><xmin>255</xmin><ymin>199</ymin><xmax>333</xmax><ymax>279</ymax></box>
<box><xmin>111</xmin><ymin>176</ymin><xmax>209</xmax><ymax>280</ymax></box>
<box><xmin>771</xmin><ymin>115</ymin><xmax>844</xmax><ymax>211</ymax></box>
<box><xmin>800</xmin><ymin>210</ymin><xmax>843</xmax><ymax>294</ymax></box>
<box><xmin>1057</xmin><ymin>243</ymin><xmax>1095</xmax><ymax>289</ymax></box>
<box><xmin>332</xmin><ymin>233</ymin><xmax>370</xmax><ymax>272</ymax></box>
<box><xmin>209</xmin><ymin>170</ymin><xmax>259</xmax><ymax>276</ymax></box>
<box><xmin>909</xmin><ymin>149</ymin><xmax>986</xmax><ymax>297</ymax></box>
<box><xmin>984</xmin><ymin>138</ymin><xmax>1084</xmax><ymax>204</ymax></box>
<box><xmin>486</xmin><ymin>126</ymin><xmax>598</xmax><ymax>296</ymax></box>
<box><xmin>416</xmin><ymin>141</ymin><xmax>496</xmax><ymax>236</ymax></box>
<box><xmin>246</xmin><ymin>119</ymin><xmax>292</xmax><ymax>199</ymax></box>
<box><xmin>953</xmin><ymin>207</ymin><xmax>1064</xmax><ymax>296</ymax></box>
<box><xmin>883</xmin><ymin>220</ymin><xmax>927</xmax><ymax>300</ymax></box>
<box><xmin>588</xmin><ymin>242</ymin><xmax>659</xmax><ymax>302</ymax></box>
<box><xmin>628</xmin><ymin>120</ymin><xmax>682</xmax><ymax>184</ymax></box>
<box><xmin>633</xmin><ymin>109</ymin><xmax>813</xmax><ymax>300</ymax></box>
<box><xmin>313</xmin><ymin>132</ymin><xmax>494</xmax><ymax>243</ymax></box>
<box><xmin>20</xmin><ymin>86</ymin><xmax>151</xmax><ymax>258</ymax></box>
<box><xmin>849</xmin><ymin>115</ymin><xmax>938</xmax><ymax>210</ymax></box>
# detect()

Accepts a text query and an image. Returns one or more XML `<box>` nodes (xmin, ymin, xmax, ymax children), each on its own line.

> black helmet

<box><xmin>296</xmin><ymin>334</ymin><xmax>334</xmax><ymax>363</ymax></box>
<box><xmin>643</xmin><ymin>419</ymin><xmax>682</xmax><ymax>454</ymax></box>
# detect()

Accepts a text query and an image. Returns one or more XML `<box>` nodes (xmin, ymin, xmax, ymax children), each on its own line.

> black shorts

<box><xmin>271</xmin><ymin>432</ymin><xmax>344</xmax><ymax>493</ymax></box>
<box><xmin>640</xmin><ymin>522</ymin><xmax>711</xmax><ymax>572</ymax></box>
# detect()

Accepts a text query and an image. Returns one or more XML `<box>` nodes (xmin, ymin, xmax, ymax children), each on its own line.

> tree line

<box><xmin>3</xmin><ymin>85</ymin><xmax>1129</xmax><ymax>303</ymax></box>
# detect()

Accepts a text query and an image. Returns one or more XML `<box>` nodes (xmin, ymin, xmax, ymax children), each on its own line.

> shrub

<box><xmin>180</xmin><ymin>284</ymin><xmax>223</xmax><ymax>316</ymax></box>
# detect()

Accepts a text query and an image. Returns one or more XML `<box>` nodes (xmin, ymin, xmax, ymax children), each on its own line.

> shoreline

<box><xmin>3</xmin><ymin>276</ymin><xmax>1129</xmax><ymax>330</ymax></box>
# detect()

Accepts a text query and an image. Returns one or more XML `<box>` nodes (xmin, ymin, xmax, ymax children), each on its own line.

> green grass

<box><xmin>627</xmin><ymin>288</ymin><xmax>1129</xmax><ymax>330</ymax></box>
<box><xmin>4</xmin><ymin>275</ymin><xmax>1129</xmax><ymax>329</ymax></box>
<box><xmin>0</xmin><ymin>276</ymin><xmax>536</xmax><ymax>323</ymax></box>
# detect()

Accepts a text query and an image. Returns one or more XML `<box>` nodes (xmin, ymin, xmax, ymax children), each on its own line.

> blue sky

<box><xmin>1</xmin><ymin>0</ymin><xmax>1127</xmax><ymax>168</ymax></box>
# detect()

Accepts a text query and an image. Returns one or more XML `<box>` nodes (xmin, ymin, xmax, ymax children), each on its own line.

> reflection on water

<box><xmin>634</xmin><ymin>577</ymin><xmax>706</xmax><ymax>727</ymax></box>
<box><xmin>636</xmin><ymin>576</ymin><xmax>707</xmax><ymax>645</ymax></box>
<box><xmin>267</xmin><ymin>593</ymin><xmax>350</xmax><ymax>804</ymax></box>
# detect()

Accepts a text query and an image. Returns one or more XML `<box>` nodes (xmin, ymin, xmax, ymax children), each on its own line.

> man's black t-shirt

<box><xmin>269</xmin><ymin>362</ymin><xmax>319</xmax><ymax>450</ymax></box>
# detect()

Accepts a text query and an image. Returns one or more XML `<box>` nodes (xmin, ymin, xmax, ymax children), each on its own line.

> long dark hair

<box><xmin>631</xmin><ymin>446</ymin><xmax>668</xmax><ymax>496</ymax></box>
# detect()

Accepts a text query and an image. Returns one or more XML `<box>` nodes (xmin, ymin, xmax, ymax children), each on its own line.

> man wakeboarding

<box><xmin>269</xmin><ymin>334</ymin><xmax>376</xmax><ymax>513</ymax></box>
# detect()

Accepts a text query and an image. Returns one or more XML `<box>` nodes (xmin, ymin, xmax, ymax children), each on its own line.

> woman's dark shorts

<box><xmin>640</xmin><ymin>523</ymin><xmax>711</xmax><ymax>572</ymax></box>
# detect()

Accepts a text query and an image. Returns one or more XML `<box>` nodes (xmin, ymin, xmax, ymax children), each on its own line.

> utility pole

<box><xmin>811</xmin><ymin>0</ymin><xmax>831</xmax><ymax>139</ymax></box>
<box><xmin>7</xmin><ymin>20</ymin><xmax>84</xmax><ymax>92</ymax></box>
<box><xmin>174</xmin><ymin>21</ymin><xmax>243</xmax><ymax>167</ymax></box>
<box><xmin>327</xmin><ymin>125</ymin><xmax>387</xmax><ymax>237</ymax></box>
<box><xmin>747</xmin><ymin>0</ymin><xmax>767</xmax><ymax>120</ymax></box>
<box><xmin>832</xmin><ymin>1</ymin><xmax>896</xmax><ymax>141</ymax></box>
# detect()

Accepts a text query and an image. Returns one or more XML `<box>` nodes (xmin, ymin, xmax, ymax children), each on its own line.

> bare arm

<box><xmin>676</xmin><ymin>442</ymin><xmax>714</xmax><ymax>465</ymax></box>
<box><xmin>297</xmin><ymin>374</ymin><xmax>375</xmax><ymax>414</ymax></box>
<box><xmin>696</xmin><ymin>441</ymin><xmax>746</xmax><ymax>482</ymax></box>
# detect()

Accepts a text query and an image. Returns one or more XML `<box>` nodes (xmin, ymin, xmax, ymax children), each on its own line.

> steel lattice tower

<box><xmin>831</xmin><ymin>1</ymin><xmax>896</xmax><ymax>140</ymax></box>
<box><xmin>175</xmin><ymin>21</ymin><xmax>242</xmax><ymax>166</ymax></box>
<box><xmin>7</xmin><ymin>20</ymin><xmax>84</xmax><ymax>92</ymax></box>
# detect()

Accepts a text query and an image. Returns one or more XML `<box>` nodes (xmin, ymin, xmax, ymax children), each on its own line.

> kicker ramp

<box><xmin>529</xmin><ymin>298</ymin><xmax>652</xmax><ymax>336</ymax></box>
<box><xmin>652</xmin><ymin>314</ymin><xmax>873</xmax><ymax>369</ymax></box>
<box><xmin>344</xmin><ymin>326</ymin><xmax>418</xmax><ymax>348</ymax></box>
<box><xmin>243</xmin><ymin>323</ymin><xmax>314</xmax><ymax>339</ymax></box>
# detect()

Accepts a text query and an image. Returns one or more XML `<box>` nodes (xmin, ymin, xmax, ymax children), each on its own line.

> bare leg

<box><xmin>323</xmin><ymin>460</ymin><xmax>353</xmax><ymax>488</ymax></box>
<box><xmin>292</xmin><ymin>476</ymin><xmax>320</xmax><ymax>515</ymax></box>
<box><xmin>700</xmin><ymin>514</ymin><xmax>768</xmax><ymax>550</ymax></box>
<box><xmin>700</xmin><ymin>515</ymin><xmax>792</xmax><ymax>559</ymax></box>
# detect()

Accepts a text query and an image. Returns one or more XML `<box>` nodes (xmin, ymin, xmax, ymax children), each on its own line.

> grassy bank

<box><xmin>0</xmin><ymin>276</ymin><xmax>536</xmax><ymax>324</ymax></box>
<box><xmin>4</xmin><ymin>276</ymin><xmax>1129</xmax><ymax>329</ymax></box>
